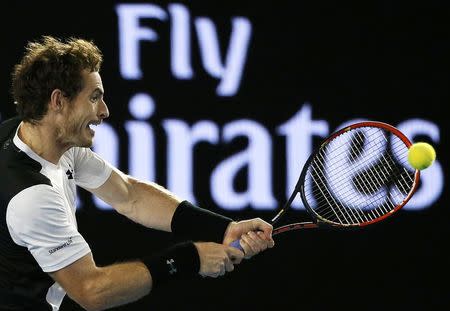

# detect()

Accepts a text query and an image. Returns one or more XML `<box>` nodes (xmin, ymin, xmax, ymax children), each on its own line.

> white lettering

<box><xmin>277</xmin><ymin>103</ymin><xmax>329</xmax><ymax>208</ymax></box>
<box><xmin>195</xmin><ymin>17</ymin><xmax>252</xmax><ymax>96</ymax></box>
<box><xmin>116</xmin><ymin>4</ymin><xmax>168</xmax><ymax>79</ymax></box>
<box><xmin>163</xmin><ymin>120</ymin><xmax>219</xmax><ymax>203</ymax></box>
<box><xmin>211</xmin><ymin>120</ymin><xmax>276</xmax><ymax>210</ymax></box>
<box><xmin>89</xmin><ymin>97</ymin><xmax>442</xmax><ymax>213</ymax></box>
<box><xmin>168</xmin><ymin>4</ymin><xmax>193</xmax><ymax>79</ymax></box>
<box><xmin>117</xmin><ymin>3</ymin><xmax>251</xmax><ymax>96</ymax></box>
<box><xmin>125</xmin><ymin>93</ymin><xmax>156</xmax><ymax>182</ymax></box>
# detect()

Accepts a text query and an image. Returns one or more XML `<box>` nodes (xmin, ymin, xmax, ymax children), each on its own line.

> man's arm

<box><xmin>87</xmin><ymin>167</ymin><xmax>274</xmax><ymax>255</ymax></box>
<box><xmin>50</xmin><ymin>243</ymin><xmax>243</xmax><ymax>311</ymax></box>
<box><xmin>50</xmin><ymin>253</ymin><xmax>151</xmax><ymax>311</ymax></box>
<box><xmin>87</xmin><ymin>167</ymin><xmax>180</xmax><ymax>231</ymax></box>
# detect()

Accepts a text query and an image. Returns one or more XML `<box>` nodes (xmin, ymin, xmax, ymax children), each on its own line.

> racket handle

<box><xmin>230</xmin><ymin>239</ymin><xmax>244</xmax><ymax>252</ymax></box>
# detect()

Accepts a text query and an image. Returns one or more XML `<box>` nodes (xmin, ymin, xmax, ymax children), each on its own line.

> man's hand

<box><xmin>194</xmin><ymin>242</ymin><xmax>244</xmax><ymax>278</ymax></box>
<box><xmin>223</xmin><ymin>218</ymin><xmax>275</xmax><ymax>258</ymax></box>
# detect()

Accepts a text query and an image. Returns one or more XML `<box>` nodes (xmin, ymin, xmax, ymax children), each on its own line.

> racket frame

<box><xmin>271</xmin><ymin>121</ymin><xmax>420</xmax><ymax>236</ymax></box>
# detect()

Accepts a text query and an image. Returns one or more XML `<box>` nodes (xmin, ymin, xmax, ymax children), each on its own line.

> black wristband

<box><xmin>171</xmin><ymin>200</ymin><xmax>233</xmax><ymax>243</ymax></box>
<box><xmin>143</xmin><ymin>241</ymin><xmax>200</xmax><ymax>288</ymax></box>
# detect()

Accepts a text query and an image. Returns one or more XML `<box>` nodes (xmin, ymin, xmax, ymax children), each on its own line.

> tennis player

<box><xmin>0</xmin><ymin>36</ymin><xmax>274</xmax><ymax>311</ymax></box>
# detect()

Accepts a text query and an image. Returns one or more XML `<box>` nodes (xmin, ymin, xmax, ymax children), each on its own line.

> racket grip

<box><xmin>230</xmin><ymin>239</ymin><xmax>244</xmax><ymax>252</ymax></box>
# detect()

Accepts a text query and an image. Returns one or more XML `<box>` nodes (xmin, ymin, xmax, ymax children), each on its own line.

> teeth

<box><xmin>88</xmin><ymin>122</ymin><xmax>99</xmax><ymax>129</ymax></box>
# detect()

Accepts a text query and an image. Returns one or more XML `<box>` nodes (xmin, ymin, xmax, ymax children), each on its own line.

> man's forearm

<box><xmin>53</xmin><ymin>243</ymin><xmax>201</xmax><ymax>311</ymax></box>
<box><xmin>93</xmin><ymin>170</ymin><xmax>232</xmax><ymax>239</ymax></box>
<box><xmin>75</xmin><ymin>261</ymin><xmax>152</xmax><ymax>311</ymax></box>
<box><xmin>91</xmin><ymin>169</ymin><xmax>181</xmax><ymax>231</ymax></box>
<box><xmin>118</xmin><ymin>177</ymin><xmax>181</xmax><ymax>231</ymax></box>
<box><xmin>52</xmin><ymin>254</ymin><xmax>153</xmax><ymax>311</ymax></box>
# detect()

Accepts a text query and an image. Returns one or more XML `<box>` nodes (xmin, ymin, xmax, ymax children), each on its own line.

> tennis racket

<box><xmin>231</xmin><ymin>121</ymin><xmax>420</xmax><ymax>250</ymax></box>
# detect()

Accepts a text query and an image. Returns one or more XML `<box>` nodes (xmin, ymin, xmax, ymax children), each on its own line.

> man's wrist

<box><xmin>171</xmin><ymin>200</ymin><xmax>233</xmax><ymax>243</ymax></box>
<box><xmin>142</xmin><ymin>241</ymin><xmax>200</xmax><ymax>288</ymax></box>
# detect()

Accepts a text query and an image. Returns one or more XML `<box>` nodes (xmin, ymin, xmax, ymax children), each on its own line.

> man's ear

<box><xmin>49</xmin><ymin>89</ymin><xmax>66</xmax><ymax>112</ymax></box>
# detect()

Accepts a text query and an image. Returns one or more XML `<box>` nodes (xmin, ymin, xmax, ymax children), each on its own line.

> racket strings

<box><xmin>343</xmin><ymin>131</ymin><xmax>411</xmax><ymax>218</ymax></box>
<box><xmin>322</xmin><ymin>131</ymin><xmax>412</xmax><ymax>223</ymax></box>
<box><xmin>309</xmin><ymin>154</ymin><xmax>368</xmax><ymax>224</ymax></box>
<box><xmin>303</xmin><ymin>126</ymin><xmax>415</xmax><ymax>226</ymax></box>
<box><xmin>310</xmin><ymin>138</ymin><xmax>411</xmax><ymax>224</ymax></box>
<box><xmin>306</xmin><ymin>130</ymin><xmax>391</xmax><ymax>223</ymax></box>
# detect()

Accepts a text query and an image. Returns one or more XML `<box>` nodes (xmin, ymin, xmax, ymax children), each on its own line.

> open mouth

<box><xmin>87</xmin><ymin>120</ymin><xmax>101</xmax><ymax>134</ymax></box>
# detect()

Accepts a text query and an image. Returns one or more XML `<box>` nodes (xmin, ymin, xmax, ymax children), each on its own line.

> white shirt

<box><xmin>5</xmin><ymin>124</ymin><xmax>113</xmax><ymax>310</ymax></box>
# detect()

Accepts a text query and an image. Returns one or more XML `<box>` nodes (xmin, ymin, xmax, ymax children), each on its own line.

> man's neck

<box><xmin>18</xmin><ymin>121</ymin><xmax>70</xmax><ymax>165</ymax></box>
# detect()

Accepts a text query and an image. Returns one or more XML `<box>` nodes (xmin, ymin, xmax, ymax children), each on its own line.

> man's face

<box><xmin>58</xmin><ymin>70</ymin><xmax>109</xmax><ymax>148</ymax></box>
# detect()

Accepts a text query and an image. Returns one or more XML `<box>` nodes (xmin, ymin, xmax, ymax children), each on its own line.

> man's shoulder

<box><xmin>0</xmin><ymin>162</ymin><xmax>52</xmax><ymax>204</ymax></box>
<box><xmin>0</xmin><ymin>117</ymin><xmax>51</xmax><ymax>201</ymax></box>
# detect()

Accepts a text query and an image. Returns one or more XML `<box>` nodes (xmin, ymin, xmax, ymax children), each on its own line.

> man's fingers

<box><xmin>227</xmin><ymin>245</ymin><xmax>244</xmax><ymax>264</ymax></box>
<box><xmin>240</xmin><ymin>232</ymin><xmax>261</xmax><ymax>256</ymax></box>
<box><xmin>257</xmin><ymin>231</ymin><xmax>275</xmax><ymax>248</ymax></box>
<box><xmin>225</xmin><ymin>257</ymin><xmax>235</xmax><ymax>272</ymax></box>
<box><xmin>239</xmin><ymin>231</ymin><xmax>275</xmax><ymax>258</ymax></box>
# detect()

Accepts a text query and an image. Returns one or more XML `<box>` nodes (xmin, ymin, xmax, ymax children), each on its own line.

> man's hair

<box><xmin>11</xmin><ymin>35</ymin><xmax>103</xmax><ymax>123</ymax></box>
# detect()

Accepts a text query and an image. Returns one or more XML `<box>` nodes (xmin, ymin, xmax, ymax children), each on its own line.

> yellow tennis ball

<box><xmin>407</xmin><ymin>142</ymin><xmax>436</xmax><ymax>170</ymax></box>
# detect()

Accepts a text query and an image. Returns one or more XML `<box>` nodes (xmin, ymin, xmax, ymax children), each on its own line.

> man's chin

<box><xmin>82</xmin><ymin>140</ymin><xmax>93</xmax><ymax>148</ymax></box>
<box><xmin>77</xmin><ymin>137</ymin><xmax>93</xmax><ymax>148</ymax></box>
